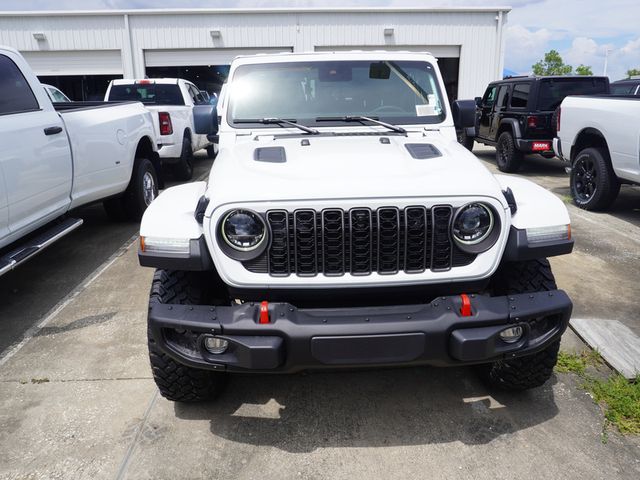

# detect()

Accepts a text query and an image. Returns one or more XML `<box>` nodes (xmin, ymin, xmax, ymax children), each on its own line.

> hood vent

<box><xmin>254</xmin><ymin>146</ymin><xmax>286</xmax><ymax>163</ymax></box>
<box><xmin>405</xmin><ymin>143</ymin><xmax>442</xmax><ymax>160</ymax></box>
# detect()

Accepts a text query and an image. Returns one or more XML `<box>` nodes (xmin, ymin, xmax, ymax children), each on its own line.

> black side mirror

<box><xmin>474</xmin><ymin>96</ymin><xmax>482</xmax><ymax>107</ymax></box>
<box><xmin>452</xmin><ymin>100</ymin><xmax>476</xmax><ymax>129</ymax></box>
<box><xmin>193</xmin><ymin>105</ymin><xmax>218</xmax><ymax>135</ymax></box>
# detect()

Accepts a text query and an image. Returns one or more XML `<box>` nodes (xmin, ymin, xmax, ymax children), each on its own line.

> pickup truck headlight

<box><xmin>221</xmin><ymin>209</ymin><xmax>266</xmax><ymax>251</ymax></box>
<box><xmin>452</xmin><ymin>203</ymin><xmax>499</xmax><ymax>253</ymax></box>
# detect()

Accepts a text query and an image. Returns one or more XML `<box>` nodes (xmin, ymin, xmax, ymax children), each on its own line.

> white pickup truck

<box><xmin>0</xmin><ymin>46</ymin><xmax>163</xmax><ymax>276</ymax></box>
<box><xmin>105</xmin><ymin>78</ymin><xmax>216</xmax><ymax>181</ymax></box>
<box><xmin>554</xmin><ymin>95</ymin><xmax>640</xmax><ymax>210</ymax></box>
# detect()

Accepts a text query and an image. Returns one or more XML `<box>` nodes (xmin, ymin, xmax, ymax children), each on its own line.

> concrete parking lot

<box><xmin>1</xmin><ymin>147</ymin><xmax>639</xmax><ymax>480</ymax></box>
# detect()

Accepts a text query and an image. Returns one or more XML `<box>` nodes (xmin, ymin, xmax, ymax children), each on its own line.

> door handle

<box><xmin>44</xmin><ymin>126</ymin><xmax>63</xmax><ymax>135</ymax></box>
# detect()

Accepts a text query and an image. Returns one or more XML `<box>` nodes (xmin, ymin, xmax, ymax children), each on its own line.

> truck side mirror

<box><xmin>193</xmin><ymin>105</ymin><xmax>218</xmax><ymax>135</ymax></box>
<box><xmin>474</xmin><ymin>96</ymin><xmax>482</xmax><ymax>107</ymax></box>
<box><xmin>452</xmin><ymin>99</ymin><xmax>476</xmax><ymax>129</ymax></box>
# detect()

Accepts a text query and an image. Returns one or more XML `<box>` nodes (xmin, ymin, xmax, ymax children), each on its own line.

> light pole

<box><xmin>603</xmin><ymin>48</ymin><xmax>613</xmax><ymax>76</ymax></box>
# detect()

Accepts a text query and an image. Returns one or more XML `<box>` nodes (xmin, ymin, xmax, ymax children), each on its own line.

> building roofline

<box><xmin>0</xmin><ymin>6</ymin><xmax>512</xmax><ymax>17</ymax></box>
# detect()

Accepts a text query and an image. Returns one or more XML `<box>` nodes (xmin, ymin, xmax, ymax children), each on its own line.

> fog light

<box><xmin>499</xmin><ymin>325</ymin><xmax>523</xmax><ymax>344</ymax></box>
<box><xmin>203</xmin><ymin>336</ymin><xmax>229</xmax><ymax>354</ymax></box>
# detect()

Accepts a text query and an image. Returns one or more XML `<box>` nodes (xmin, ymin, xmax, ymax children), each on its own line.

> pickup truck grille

<box><xmin>243</xmin><ymin>206</ymin><xmax>476</xmax><ymax>277</ymax></box>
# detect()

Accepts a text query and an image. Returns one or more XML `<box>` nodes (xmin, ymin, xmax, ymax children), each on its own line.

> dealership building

<box><xmin>0</xmin><ymin>6</ymin><xmax>509</xmax><ymax>101</ymax></box>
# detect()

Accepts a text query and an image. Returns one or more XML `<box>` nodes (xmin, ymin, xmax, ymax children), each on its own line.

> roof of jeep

<box><xmin>231</xmin><ymin>50</ymin><xmax>438</xmax><ymax>64</ymax></box>
<box><xmin>489</xmin><ymin>75</ymin><xmax>609</xmax><ymax>85</ymax></box>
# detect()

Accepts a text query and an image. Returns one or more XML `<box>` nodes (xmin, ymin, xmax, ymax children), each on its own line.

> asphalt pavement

<box><xmin>0</xmin><ymin>146</ymin><xmax>639</xmax><ymax>480</ymax></box>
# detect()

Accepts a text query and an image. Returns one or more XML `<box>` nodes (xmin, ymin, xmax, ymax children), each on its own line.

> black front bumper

<box><xmin>148</xmin><ymin>291</ymin><xmax>572</xmax><ymax>373</ymax></box>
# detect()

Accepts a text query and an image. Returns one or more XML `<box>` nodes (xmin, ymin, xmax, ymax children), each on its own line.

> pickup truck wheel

<box><xmin>148</xmin><ymin>269</ymin><xmax>228</xmax><ymax>402</ymax></box>
<box><xmin>172</xmin><ymin>137</ymin><xmax>194</xmax><ymax>181</ymax></box>
<box><xmin>496</xmin><ymin>131</ymin><xmax>523</xmax><ymax>173</ymax></box>
<box><xmin>479</xmin><ymin>259</ymin><xmax>560</xmax><ymax>391</ymax></box>
<box><xmin>457</xmin><ymin>129</ymin><xmax>474</xmax><ymax>151</ymax></box>
<box><xmin>206</xmin><ymin>144</ymin><xmax>217</xmax><ymax>159</ymax></box>
<box><xmin>570</xmin><ymin>147</ymin><xmax>620</xmax><ymax>211</ymax></box>
<box><xmin>103</xmin><ymin>157</ymin><xmax>158</xmax><ymax>222</ymax></box>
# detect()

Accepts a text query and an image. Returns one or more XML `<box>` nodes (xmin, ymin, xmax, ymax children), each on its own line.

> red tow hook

<box><xmin>259</xmin><ymin>301</ymin><xmax>270</xmax><ymax>324</ymax></box>
<box><xmin>459</xmin><ymin>294</ymin><xmax>472</xmax><ymax>317</ymax></box>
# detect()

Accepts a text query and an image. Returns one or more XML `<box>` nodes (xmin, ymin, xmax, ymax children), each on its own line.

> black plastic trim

<box><xmin>503</xmin><ymin>226</ymin><xmax>574</xmax><ymax>261</ymax></box>
<box><xmin>138</xmin><ymin>236</ymin><xmax>213</xmax><ymax>271</ymax></box>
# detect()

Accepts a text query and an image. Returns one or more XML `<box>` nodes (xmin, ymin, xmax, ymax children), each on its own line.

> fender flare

<box><xmin>498</xmin><ymin>118</ymin><xmax>522</xmax><ymax>139</ymax></box>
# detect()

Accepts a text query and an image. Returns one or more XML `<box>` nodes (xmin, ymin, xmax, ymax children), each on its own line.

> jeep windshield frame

<box><xmin>227</xmin><ymin>59</ymin><xmax>447</xmax><ymax>129</ymax></box>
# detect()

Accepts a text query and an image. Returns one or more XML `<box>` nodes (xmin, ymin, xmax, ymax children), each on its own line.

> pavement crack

<box><xmin>115</xmin><ymin>389</ymin><xmax>159</xmax><ymax>480</ymax></box>
<box><xmin>1</xmin><ymin>376</ymin><xmax>153</xmax><ymax>384</ymax></box>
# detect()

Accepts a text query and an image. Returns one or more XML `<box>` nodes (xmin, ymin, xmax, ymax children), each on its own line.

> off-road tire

<box><xmin>172</xmin><ymin>136</ymin><xmax>194</xmax><ymax>181</ymax></box>
<box><xmin>496</xmin><ymin>131</ymin><xmax>524</xmax><ymax>173</ymax></box>
<box><xmin>480</xmin><ymin>258</ymin><xmax>560</xmax><ymax>391</ymax></box>
<box><xmin>206</xmin><ymin>144</ymin><xmax>217</xmax><ymax>159</ymax></box>
<box><xmin>570</xmin><ymin>147</ymin><xmax>620</xmax><ymax>211</ymax></box>
<box><xmin>457</xmin><ymin>129</ymin><xmax>474</xmax><ymax>151</ymax></box>
<box><xmin>148</xmin><ymin>269</ymin><xmax>228</xmax><ymax>402</ymax></box>
<box><xmin>103</xmin><ymin>157</ymin><xmax>158</xmax><ymax>222</ymax></box>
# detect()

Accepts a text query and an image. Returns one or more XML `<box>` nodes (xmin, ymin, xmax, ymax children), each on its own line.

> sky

<box><xmin>1</xmin><ymin>0</ymin><xmax>639</xmax><ymax>81</ymax></box>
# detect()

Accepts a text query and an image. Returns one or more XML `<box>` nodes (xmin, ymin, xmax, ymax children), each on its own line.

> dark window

<box><xmin>0</xmin><ymin>54</ymin><xmax>39</xmax><ymax>115</ymax></box>
<box><xmin>610</xmin><ymin>83</ymin><xmax>639</xmax><ymax>95</ymax></box>
<box><xmin>483</xmin><ymin>86</ymin><xmax>497</xmax><ymax>106</ymax></box>
<box><xmin>537</xmin><ymin>78</ymin><xmax>609</xmax><ymax>111</ymax></box>
<box><xmin>511</xmin><ymin>83</ymin><xmax>530</xmax><ymax>108</ymax></box>
<box><xmin>496</xmin><ymin>85</ymin><xmax>510</xmax><ymax>109</ymax></box>
<box><xmin>107</xmin><ymin>83</ymin><xmax>184</xmax><ymax>105</ymax></box>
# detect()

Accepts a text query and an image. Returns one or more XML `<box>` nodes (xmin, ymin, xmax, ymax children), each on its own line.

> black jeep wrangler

<box><xmin>458</xmin><ymin>75</ymin><xmax>609</xmax><ymax>172</ymax></box>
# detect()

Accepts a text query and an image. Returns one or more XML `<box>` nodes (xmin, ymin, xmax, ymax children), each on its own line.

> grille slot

<box><xmin>244</xmin><ymin>205</ymin><xmax>474</xmax><ymax>276</ymax></box>
<box><xmin>293</xmin><ymin>210</ymin><xmax>317</xmax><ymax>276</ymax></box>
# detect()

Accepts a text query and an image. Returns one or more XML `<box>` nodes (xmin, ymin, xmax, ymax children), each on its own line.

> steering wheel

<box><xmin>370</xmin><ymin>105</ymin><xmax>406</xmax><ymax>114</ymax></box>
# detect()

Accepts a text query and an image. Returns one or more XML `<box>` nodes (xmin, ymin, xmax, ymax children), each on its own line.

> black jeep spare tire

<box><xmin>479</xmin><ymin>258</ymin><xmax>561</xmax><ymax>391</ymax></box>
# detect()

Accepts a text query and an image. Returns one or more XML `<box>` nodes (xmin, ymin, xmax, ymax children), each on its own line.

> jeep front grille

<box><xmin>243</xmin><ymin>206</ymin><xmax>476</xmax><ymax>277</ymax></box>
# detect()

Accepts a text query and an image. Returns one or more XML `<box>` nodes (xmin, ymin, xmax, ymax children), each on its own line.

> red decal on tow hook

<box><xmin>259</xmin><ymin>301</ymin><xmax>270</xmax><ymax>324</ymax></box>
<box><xmin>460</xmin><ymin>294</ymin><xmax>472</xmax><ymax>317</ymax></box>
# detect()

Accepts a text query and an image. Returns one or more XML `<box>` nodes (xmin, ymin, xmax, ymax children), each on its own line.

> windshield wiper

<box><xmin>234</xmin><ymin>117</ymin><xmax>319</xmax><ymax>135</ymax></box>
<box><xmin>316</xmin><ymin>116</ymin><xmax>406</xmax><ymax>134</ymax></box>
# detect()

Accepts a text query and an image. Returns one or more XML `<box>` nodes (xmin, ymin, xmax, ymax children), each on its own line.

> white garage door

<box><xmin>314</xmin><ymin>45</ymin><xmax>460</xmax><ymax>58</ymax></box>
<box><xmin>144</xmin><ymin>47</ymin><xmax>293</xmax><ymax>68</ymax></box>
<box><xmin>21</xmin><ymin>50</ymin><xmax>123</xmax><ymax>75</ymax></box>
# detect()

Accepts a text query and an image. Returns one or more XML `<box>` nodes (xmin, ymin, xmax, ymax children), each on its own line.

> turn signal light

<box><xmin>159</xmin><ymin>112</ymin><xmax>173</xmax><ymax>135</ymax></box>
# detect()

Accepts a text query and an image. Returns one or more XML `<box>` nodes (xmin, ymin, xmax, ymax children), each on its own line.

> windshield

<box><xmin>108</xmin><ymin>83</ymin><xmax>185</xmax><ymax>106</ymax></box>
<box><xmin>610</xmin><ymin>83</ymin><xmax>638</xmax><ymax>95</ymax></box>
<box><xmin>228</xmin><ymin>60</ymin><xmax>446</xmax><ymax>127</ymax></box>
<box><xmin>537</xmin><ymin>78</ymin><xmax>608</xmax><ymax>111</ymax></box>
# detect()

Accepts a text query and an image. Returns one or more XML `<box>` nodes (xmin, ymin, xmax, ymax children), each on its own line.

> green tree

<box><xmin>532</xmin><ymin>50</ymin><xmax>573</xmax><ymax>76</ymax></box>
<box><xmin>575</xmin><ymin>64</ymin><xmax>593</xmax><ymax>75</ymax></box>
<box><xmin>627</xmin><ymin>68</ymin><xmax>640</xmax><ymax>77</ymax></box>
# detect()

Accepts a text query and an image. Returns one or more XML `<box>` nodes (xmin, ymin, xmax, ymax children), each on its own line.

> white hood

<box><xmin>206</xmin><ymin>131</ymin><xmax>507</xmax><ymax>207</ymax></box>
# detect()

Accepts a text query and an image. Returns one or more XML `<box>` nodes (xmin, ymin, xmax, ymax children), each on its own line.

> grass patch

<box><xmin>556</xmin><ymin>349</ymin><xmax>639</xmax><ymax>437</ymax></box>
<box><xmin>587</xmin><ymin>375</ymin><xmax>640</xmax><ymax>435</ymax></box>
<box><xmin>556</xmin><ymin>350</ymin><xmax>601</xmax><ymax>375</ymax></box>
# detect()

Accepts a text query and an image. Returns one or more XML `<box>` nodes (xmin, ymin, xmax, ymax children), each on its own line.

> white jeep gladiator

<box><xmin>554</xmin><ymin>94</ymin><xmax>640</xmax><ymax>210</ymax></box>
<box><xmin>105</xmin><ymin>78</ymin><xmax>217</xmax><ymax>181</ymax></box>
<box><xmin>138</xmin><ymin>51</ymin><xmax>574</xmax><ymax>402</ymax></box>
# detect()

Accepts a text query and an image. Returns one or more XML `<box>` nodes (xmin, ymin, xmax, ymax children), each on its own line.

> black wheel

<box><xmin>479</xmin><ymin>259</ymin><xmax>560</xmax><ymax>391</ymax></box>
<box><xmin>148</xmin><ymin>269</ymin><xmax>228</xmax><ymax>402</ymax></box>
<box><xmin>457</xmin><ymin>129</ymin><xmax>474</xmax><ymax>151</ymax></box>
<box><xmin>172</xmin><ymin>136</ymin><xmax>194</xmax><ymax>181</ymax></box>
<box><xmin>496</xmin><ymin>131</ymin><xmax>524</xmax><ymax>173</ymax></box>
<box><xmin>103</xmin><ymin>157</ymin><xmax>158</xmax><ymax>222</ymax></box>
<box><xmin>570</xmin><ymin>147</ymin><xmax>620</xmax><ymax>211</ymax></box>
<box><xmin>206</xmin><ymin>144</ymin><xmax>217</xmax><ymax>159</ymax></box>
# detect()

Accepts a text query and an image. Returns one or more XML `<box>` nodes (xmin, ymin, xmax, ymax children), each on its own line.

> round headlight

<box><xmin>452</xmin><ymin>203</ymin><xmax>494</xmax><ymax>245</ymax></box>
<box><xmin>221</xmin><ymin>210</ymin><xmax>266</xmax><ymax>251</ymax></box>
